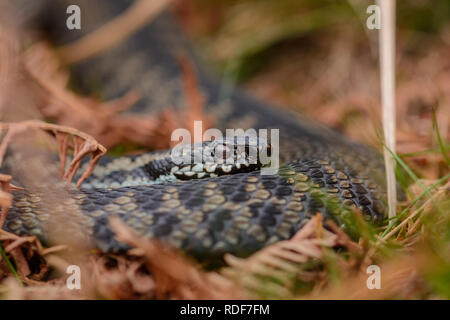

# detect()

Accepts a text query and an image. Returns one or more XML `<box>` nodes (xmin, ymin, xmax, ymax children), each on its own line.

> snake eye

<box><xmin>214</xmin><ymin>143</ymin><xmax>232</xmax><ymax>160</ymax></box>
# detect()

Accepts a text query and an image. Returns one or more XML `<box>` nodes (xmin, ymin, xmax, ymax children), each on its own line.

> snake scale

<box><xmin>3</xmin><ymin>0</ymin><xmax>387</xmax><ymax>260</ymax></box>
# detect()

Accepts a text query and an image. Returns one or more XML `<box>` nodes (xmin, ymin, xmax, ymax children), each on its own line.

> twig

<box><xmin>57</xmin><ymin>0</ymin><xmax>172</xmax><ymax>64</ymax></box>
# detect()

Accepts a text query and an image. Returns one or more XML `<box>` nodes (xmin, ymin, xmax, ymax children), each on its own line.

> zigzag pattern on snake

<box><xmin>3</xmin><ymin>0</ymin><xmax>387</xmax><ymax>260</ymax></box>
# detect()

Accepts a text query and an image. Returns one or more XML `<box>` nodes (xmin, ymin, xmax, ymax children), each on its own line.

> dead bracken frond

<box><xmin>23</xmin><ymin>42</ymin><xmax>153</xmax><ymax>148</ymax></box>
<box><xmin>23</xmin><ymin>42</ymin><xmax>215</xmax><ymax>150</ymax></box>
<box><xmin>110</xmin><ymin>217</ymin><xmax>246</xmax><ymax>299</ymax></box>
<box><xmin>0</xmin><ymin>229</ymin><xmax>67</xmax><ymax>285</ymax></box>
<box><xmin>105</xmin><ymin>214</ymin><xmax>370</xmax><ymax>299</ymax></box>
<box><xmin>221</xmin><ymin>214</ymin><xmax>365</xmax><ymax>298</ymax></box>
<box><xmin>89</xmin><ymin>254</ymin><xmax>156</xmax><ymax>299</ymax></box>
<box><xmin>0</xmin><ymin>120</ymin><xmax>106</xmax><ymax>188</ymax></box>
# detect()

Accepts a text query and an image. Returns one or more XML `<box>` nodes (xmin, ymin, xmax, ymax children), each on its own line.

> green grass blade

<box><xmin>400</xmin><ymin>145</ymin><xmax>450</xmax><ymax>158</ymax></box>
<box><xmin>431</xmin><ymin>108</ymin><xmax>450</xmax><ymax>166</ymax></box>
<box><xmin>383</xmin><ymin>142</ymin><xmax>420</xmax><ymax>182</ymax></box>
<box><xmin>0</xmin><ymin>242</ymin><xmax>23</xmax><ymax>286</ymax></box>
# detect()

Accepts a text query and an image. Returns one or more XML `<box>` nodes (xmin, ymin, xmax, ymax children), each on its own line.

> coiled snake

<box><xmin>3</xmin><ymin>0</ymin><xmax>387</xmax><ymax>260</ymax></box>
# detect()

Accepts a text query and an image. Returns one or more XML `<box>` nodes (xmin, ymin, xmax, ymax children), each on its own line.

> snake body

<box><xmin>3</xmin><ymin>0</ymin><xmax>387</xmax><ymax>260</ymax></box>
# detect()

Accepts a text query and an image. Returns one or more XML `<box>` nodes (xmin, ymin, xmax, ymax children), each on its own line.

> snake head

<box><xmin>166</xmin><ymin>134</ymin><xmax>271</xmax><ymax>180</ymax></box>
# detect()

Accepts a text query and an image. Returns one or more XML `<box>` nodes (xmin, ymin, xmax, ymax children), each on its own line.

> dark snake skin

<box><xmin>3</xmin><ymin>0</ymin><xmax>387</xmax><ymax>260</ymax></box>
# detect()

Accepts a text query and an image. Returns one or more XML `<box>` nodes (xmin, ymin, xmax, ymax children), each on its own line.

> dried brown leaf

<box><xmin>0</xmin><ymin>120</ymin><xmax>106</xmax><ymax>188</ymax></box>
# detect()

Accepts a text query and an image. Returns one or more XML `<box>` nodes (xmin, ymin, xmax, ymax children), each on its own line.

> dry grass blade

<box><xmin>381</xmin><ymin>180</ymin><xmax>449</xmax><ymax>242</ymax></box>
<box><xmin>0</xmin><ymin>120</ymin><xmax>106</xmax><ymax>188</ymax></box>
<box><xmin>378</xmin><ymin>0</ymin><xmax>397</xmax><ymax>219</ymax></box>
